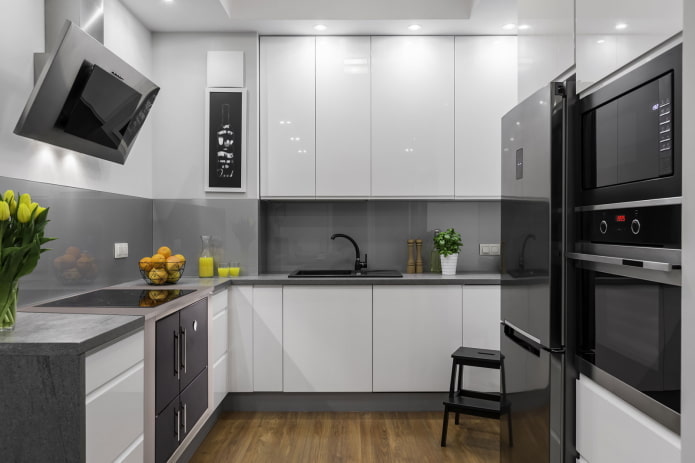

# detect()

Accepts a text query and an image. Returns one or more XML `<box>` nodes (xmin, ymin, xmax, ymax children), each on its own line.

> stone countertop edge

<box><xmin>0</xmin><ymin>312</ymin><xmax>143</xmax><ymax>356</ymax></box>
<box><xmin>167</xmin><ymin>273</ymin><xmax>502</xmax><ymax>286</ymax></box>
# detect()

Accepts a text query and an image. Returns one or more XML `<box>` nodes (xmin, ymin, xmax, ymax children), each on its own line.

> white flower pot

<box><xmin>440</xmin><ymin>253</ymin><xmax>458</xmax><ymax>276</ymax></box>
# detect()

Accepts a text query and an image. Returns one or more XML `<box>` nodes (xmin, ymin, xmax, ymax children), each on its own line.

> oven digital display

<box><xmin>615</xmin><ymin>215</ymin><xmax>626</xmax><ymax>223</ymax></box>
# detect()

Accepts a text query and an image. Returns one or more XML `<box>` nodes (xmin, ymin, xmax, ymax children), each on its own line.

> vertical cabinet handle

<box><xmin>175</xmin><ymin>407</ymin><xmax>181</xmax><ymax>443</ymax></box>
<box><xmin>173</xmin><ymin>330</ymin><xmax>180</xmax><ymax>379</ymax></box>
<box><xmin>183</xmin><ymin>403</ymin><xmax>188</xmax><ymax>433</ymax></box>
<box><xmin>181</xmin><ymin>328</ymin><xmax>187</xmax><ymax>374</ymax></box>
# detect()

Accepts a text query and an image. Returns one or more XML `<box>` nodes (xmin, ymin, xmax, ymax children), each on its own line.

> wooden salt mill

<box><xmin>407</xmin><ymin>239</ymin><xmax>416</xmax><ymax>274</ymax></box>
<box><xmin>415</xmin><ymin>239</ymin><xmax>423</xmax><ymax>273</ymax></box>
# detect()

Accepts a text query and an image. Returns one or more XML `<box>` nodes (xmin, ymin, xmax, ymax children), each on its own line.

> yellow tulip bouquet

<box><xmin>0</xmin><ymin>190</ymin><xmax>54</xmax><ymax>330</ymax></box>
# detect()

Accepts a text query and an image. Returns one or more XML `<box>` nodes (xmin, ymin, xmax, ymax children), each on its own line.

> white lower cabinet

<box><xmin>283</xmin><ymin>286</ymin><xmax>372</xmax><ymax>392</ymax></box>
<box><xmin>576</xmin><ymin>374</ymin><xmax>680</xmax><ymax>463</ymax></box>
<box><xmin>373</xmin><ymin>286</ymin><xmax>462</xmax><ymax>391</ymax></box>
<box><xmin>229</xmin><ymin>286</ymin><xmax>253</xmax><ymax>392</ymax></box>
<box><xmin>461</xmin><ymin>285</ymin><xmax>501</xmax><ymax>392</ymax></box>
<box><xmin>85</xmin><ymin>329</ymin><xmax>145</xmax><ymax>463</ymax></box>
<box><xmin>210</xmin><ymin>290</ymin><xmax>229</xmax><ymax>408</ymax></box>
<box><xmin>253</xmin><ymin>286</ymin><xmax>283</xmax><ymax>391</ymax></box>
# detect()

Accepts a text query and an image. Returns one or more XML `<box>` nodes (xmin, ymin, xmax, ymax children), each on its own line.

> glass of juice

<box><xmin>229</xmin><ymin>262</ymin><xmax>240</xmax><ymax>277</ymax></box>
<box><xmin>218</xmin><ymin>262</ymin><xmax>230</xmax><ymax>277</ymax></box>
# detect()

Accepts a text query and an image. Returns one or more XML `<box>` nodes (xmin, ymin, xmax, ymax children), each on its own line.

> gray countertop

<box><xmin>0</xmin><ymin>312</ymin><xmax>143</xmax><ymax>356</ymax></box>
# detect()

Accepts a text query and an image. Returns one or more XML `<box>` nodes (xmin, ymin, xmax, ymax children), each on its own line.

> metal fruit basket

<box><xmin>139</xmin><ymin>261</ymin><xmax>186</xmax><ymax>285</ymax></box>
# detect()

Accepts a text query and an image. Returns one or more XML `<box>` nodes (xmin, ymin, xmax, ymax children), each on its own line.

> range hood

<box><xmin>14</xmin><ymin>4</ymin><xmax>159</xmax><ymax>165</ymax></box>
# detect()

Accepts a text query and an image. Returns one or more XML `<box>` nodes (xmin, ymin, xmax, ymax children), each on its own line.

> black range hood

<box><xmin>14</xmin><ymin>20</ymin><xmax>159</xmax><ymax>164</ymax></box>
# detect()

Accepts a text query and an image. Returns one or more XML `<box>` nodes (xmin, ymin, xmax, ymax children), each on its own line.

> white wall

<box><xmin>681</xmin><ymin>2</ymin><xmax>694</xmax><ymax>461</ymax></box>
<box><xmin>0</xmin><ymin>0</ymin><xmax>155</xmax><ymax>198</ymax></box>
<box><xmin>151</xmin><ymin>32</ymin><xmax>259</xmax><ymax>199</ymax></box>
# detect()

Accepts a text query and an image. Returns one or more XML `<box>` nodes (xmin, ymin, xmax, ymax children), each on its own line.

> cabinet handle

<box><xmin>181</xmin><ymin>328</ymin><xmax>187</xmax><ymax>374</ymax></box>
<box><xmin>175</xmin><ymin>407</ymin><xmax>181</xmax><ymax>442</ymax></box>
<box><xmin>183</xmin><ymin>402</ymin><xmax>188</xmax><ymax>433</ymax></box>
<box><xmin>173</xmin><ymin>330</ymin><xmax>180</xmax><ymax>379</ymax></box>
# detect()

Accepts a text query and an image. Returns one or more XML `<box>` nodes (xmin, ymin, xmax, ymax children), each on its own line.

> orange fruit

<box><xmin>65</xmin><ymin>246</ymin><xmax>81</xmax><ymax>257</ymax></box>
<box><xmin>157</xmin><ymin>246</ymin><xmax>172</xmax><ymax>259</ymax></box>
<box><xmin>148</xmin><ymin>268</ymin><xmax>168</xmax><ymax>284</ymax></box>
<box><xmin>174</xmin><ymin>254</ymin><xmax>186</xmax><ymax>263</ymax></box>
<box><xmin>166</xmin><ymin>255</ymin><xmax>184</xmax><ymax>272</ymax></box>
<box><xmin>167</xmin><ymin>271</ymin><xmax>182</xmax><ymax>283</ymax></box>
<box><xmin>139</xmin><ymin>256</ymin><xmax>153</xmax><ymax>272</ymax></box>
<box><xmin>151</xmin><ymin>253</ymin><xmax>166</xmax><ymax>268</ymax></box>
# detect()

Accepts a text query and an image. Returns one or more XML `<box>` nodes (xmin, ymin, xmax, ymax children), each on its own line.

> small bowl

<box><xmin>139</xmin><ymin>261</ymin><xmax>186</xmax><ymax>285</ymax></box>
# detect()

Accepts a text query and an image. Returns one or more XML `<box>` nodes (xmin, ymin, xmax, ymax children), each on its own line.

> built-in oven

<box><xmin>568</xmin><ymin>202</ymin><xmax>681</xmax><ymax>434</ymax></box>
<box><xmin>579</xmin><ymin>44</ymin><xmax>681</xmax><ymax>206</ymax></box>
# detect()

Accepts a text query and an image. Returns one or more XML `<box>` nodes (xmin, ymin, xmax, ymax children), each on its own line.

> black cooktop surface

<box><xmin>37</xmin><ymin>289</ymin><xmax>196</xmax><ymax>308</ymax></box>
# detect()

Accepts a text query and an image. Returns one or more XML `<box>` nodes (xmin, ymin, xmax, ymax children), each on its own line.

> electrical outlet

<box><xmin>114</xmin><ymin>242</ymin><xmax>128</xmax><ymax>259</ymax></box>
<box><xmin>479</xmin><ymin>244</ymin><xmax>501</xmax><ymax>256</ymax></box>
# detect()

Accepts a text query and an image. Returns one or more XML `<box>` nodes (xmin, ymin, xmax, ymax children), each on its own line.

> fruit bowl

<box><xmin>139</xmin><ymin>261</ymin><xmax>186</xmax><ymax>285</ymax></box>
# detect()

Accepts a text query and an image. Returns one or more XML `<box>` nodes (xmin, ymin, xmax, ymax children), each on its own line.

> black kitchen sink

<box><xmin>288</xmin><ymin>269</ymin><xmax>402</xmax><ymax>278</ymax></box>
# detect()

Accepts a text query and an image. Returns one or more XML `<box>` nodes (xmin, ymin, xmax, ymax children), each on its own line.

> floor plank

<box><xmin>190</xmin><ymin>411</ymin><xmax>500</xmax><ymax>463</ymax></box>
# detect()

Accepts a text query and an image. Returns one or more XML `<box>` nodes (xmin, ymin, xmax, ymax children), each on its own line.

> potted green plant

<box><xmin>433</xmin><ymin>228</ymin><xmax>462</xmax><ymax>275</ymax></box>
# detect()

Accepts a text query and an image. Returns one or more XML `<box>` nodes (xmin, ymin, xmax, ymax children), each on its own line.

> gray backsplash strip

<box><xmin>0</xmin><ymin>177</ymin><xmax>153</xmax><ymax>306</ymax></box>
<box><xmin>260</xmin><ymin>200</ymin><xmax>501</xmax><ymax>274</ymax></box>
<box><xmin>153</xmin><ymin>199</ymin><xmax>260</xmax><ymax>277</ymax></box>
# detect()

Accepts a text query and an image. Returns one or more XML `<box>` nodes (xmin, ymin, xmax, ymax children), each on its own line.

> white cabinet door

<box><xmin>260</xmin><ymin>36</ymin><xmax>316</xmax><ymax>197</ymax></box>
<box><xmin>576</xmin><ymin>374</ymin><xmax>680</xmax><ymax>463</ymax></box>
<box><xmin>373</xmin><ymin>286</ymin><xmax>462</xmax><ymax>391</ymax></box>
<box><xmin>85</xmin><ymin>330</ymin><xmax>144</xmax><ymax>463</ymax></box>
<box><xmin>517</xmin><ymin>0</ymin><xmax>574</xmax><ymax>102</ymax></box>
<box><xmin>575</xmin><ymin>0</ymin><xmax>682</xmax><ymax>93</ymax></box>
<box><xmin>461</xmin><ymin>285</ymin><xmax>501</xmax><ymax>392</ymax></box>
<box><xmin>283</xmin><ymin>286</ymin><xmax>372</xmax><ymax>392</ymax></box>
<box><xmin>455</xmin><ymin>36</ymin><xmax>517</xmax><ymax>198</ymax></box>
<box><xmin>316</xmin><ymin>36</ymin><xmax>371</xmax><ymax>197</ymax></box>
<box><xmin>253</xmin><ymin>286</ymin><xmax>283</xmax><ymax>391</ymax></box>
<box><xmin>229</xmin><ymin>286</ymin><xmax>253</xmax><ymax>392</ymax></box>
<box><xmin>211</xmin><ymin>291</ymin><xmax>229</xmax><ymax>409</ymax></box>
<box><xmin>371</xmin><ymin>36</ymin><xmax>455</xmax><ymax>197</ymax></box>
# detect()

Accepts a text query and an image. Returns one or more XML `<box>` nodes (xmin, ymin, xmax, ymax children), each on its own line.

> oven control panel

<box><xmin>582</xmin><ymin>204</ymin><xmax>681</xmax><ymax>247</ymax></box>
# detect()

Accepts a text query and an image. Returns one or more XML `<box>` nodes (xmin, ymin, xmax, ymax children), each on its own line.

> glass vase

<box><xmin>0</xmin><ymin>279</ymin><xmax>19</xmax><ymax>331</ymax></box>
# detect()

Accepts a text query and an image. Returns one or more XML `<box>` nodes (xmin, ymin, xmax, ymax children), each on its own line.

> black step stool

<box><xmin>440</xmin><ymin>346</ymin><xmax>511</xmax><ymax>447</ymax></box>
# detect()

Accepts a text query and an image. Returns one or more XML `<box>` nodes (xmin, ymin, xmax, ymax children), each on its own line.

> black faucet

<box><xmin>518</xmin><ymin>233</ymin><xmax>536</xmax><ymax>269</ymax></box>
<box><xmin>331</xmin><ymin>233</ymin><xmax>368</xmax><ymax>274</ymax></box>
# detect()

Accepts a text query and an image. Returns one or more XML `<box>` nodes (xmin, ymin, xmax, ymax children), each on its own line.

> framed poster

<box><xmin>205</xmin><ymin>88</ymin><xmax>247</xmax><ymax>192</ymax></box>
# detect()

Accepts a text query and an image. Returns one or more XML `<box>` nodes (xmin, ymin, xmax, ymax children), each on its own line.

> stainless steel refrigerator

<box><xmin>500</xmin><ymin>77</ymin><xmax>576</xmax><ymax>463</ymax></box>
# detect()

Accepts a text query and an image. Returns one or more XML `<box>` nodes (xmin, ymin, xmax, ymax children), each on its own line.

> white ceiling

<box><xmin>118</xmin><ymin>0</ymin><xmax>518</xmax><ymax>36</ymax></box>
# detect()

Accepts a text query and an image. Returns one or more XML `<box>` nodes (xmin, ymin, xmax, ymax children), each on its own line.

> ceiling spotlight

<box><xmin>517</xmin><ymin>24</ymin><xmax>531</xmax><ymax>30</ymax></box>
<box><xmin>314</xmin><ymin>24</ymin><xmax>327</xmax><ymax>31</ymax></box>
<box><xmin>408</xmin><ymin>24</ymin><xmax>422</xmax><ymax>31</ymax></box>
<box><xmin>615</xmin><ymin>23</ymin><xmax>628</xmax><ymax>30</ymax></box>
<box><xmin>502</xmin><ymin>23</ymin><xmax>516</xmax><ymax>30</ymax></box>
<box><xmin>597</xmin><ymin>39</ymin><xmax>606</xmax><ymax>44</ymax></box>
<box><xmin>163</xmin><ymin>0</ymin><xmax>174</xmax><ymax>3</ymax></box>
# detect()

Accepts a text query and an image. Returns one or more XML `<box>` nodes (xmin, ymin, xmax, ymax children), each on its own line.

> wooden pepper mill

<box><xmin>407</xmin><ymin>239</ymin><xmax>416</xmax><ymax>274</ymax></box>
<box><xmin>415</xmin><ymin>239</ymin><xmax>424</xmax><ymax>273</ymax></box>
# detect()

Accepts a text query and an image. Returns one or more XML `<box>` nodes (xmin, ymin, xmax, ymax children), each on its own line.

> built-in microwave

<box><xmin>579</xmin><ymin>44</ymin><xmax>681</xmax><ymax>206</ymax></box>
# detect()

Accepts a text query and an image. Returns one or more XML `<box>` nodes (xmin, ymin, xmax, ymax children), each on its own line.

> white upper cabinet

<box><xmin>455</xmin><ymin>36</ymin><xmax>517</xmax><ymax>198</ymax></box>
<box><xmin>371</xmin><ymin>36</ymin><xmax>455</xmax><ymax>197</ymax></box>
<box><xmin>316</xmin><ymin>37</ymin><xmax>371</xmax><ymax>197</ymax></box>
<box><xmin>260</xmin><ymin>36</ymin><xmax>316</xmax><ymax>197</ymax></box>
<box><xmin>575</xmin><ymin>0</ymin><xmax>682</xmax><ymax>93</ymax></box>
<box><xmin>517</xmin><ymin>0</ymin><xmax>575</xmax><ymax>102</ymax></box>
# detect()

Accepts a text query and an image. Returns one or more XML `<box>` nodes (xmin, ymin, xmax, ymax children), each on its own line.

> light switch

<box><xmin>114</xmin><ymin>243</ymin><xmax>128</xmax><ymax>259</ymax></box>
<box><xmin>479</xmin><ymin>243</ymin><xmax>501</xmax><ymax>256</ymax></box>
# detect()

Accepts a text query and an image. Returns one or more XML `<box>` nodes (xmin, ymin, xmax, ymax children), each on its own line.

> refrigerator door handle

<box><xmin>567</xmin><ymin>252</ymin><xmax>678</xmax><ymax>272</ymax></box>
<box><xmin>503</xmin><ymin>322</ymin><xmax>541</xmax><ymax>357</ymax></box>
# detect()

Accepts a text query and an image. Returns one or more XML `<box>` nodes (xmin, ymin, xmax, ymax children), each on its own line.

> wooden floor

<box><xmin>190</xmin><ymin>411</ymin><xmax>499</xmax><ymax>463</ymax></box>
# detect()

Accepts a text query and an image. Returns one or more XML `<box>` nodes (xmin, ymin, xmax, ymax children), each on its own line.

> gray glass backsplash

<box><xmin>0</xmin><ymin>177</ymin><xmax>153</xmax><ymax>306</ymax></box>
<box><xmin>153</xmin><ymin>199</ymin><xmax>260</xmax><ymax>277</ymax></box>
<box><xmin>260</xmin><ymin>200</ymin><xmax>501</xmax><ymax>274</ymax></box>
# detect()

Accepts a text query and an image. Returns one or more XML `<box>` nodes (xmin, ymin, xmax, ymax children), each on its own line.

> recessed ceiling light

<box><xmin>615</xmin><ymin>23</ymin><xmax>628</xmax><ymax>30</ymax></box>
<box><xmin>408</xmin><ymin>24</ymin><xmax>422</xmax><ymax>31</ymax></box>
<box><xmin>314</xmin><ymin>24</ymin><xmax>327</xmax><ymax>31</ymax></box>
<box><xmin>517</xmin><ymin>24</ymin><xmax>531</xmax><ymax>30</ymax></box>
<box><xmin>597</xmin><ymin>39</ymin><xmax>606</xmax><ymax>44</ymax></box>
<box><xmin>502</xmin><ymin>23</ymin><xmax>516</xmax><ymax>30</ymax></box>
<box><xmin>163</xmin><ymin>0</ymin><xmax>174</xmax><ymax>3</ymax></box>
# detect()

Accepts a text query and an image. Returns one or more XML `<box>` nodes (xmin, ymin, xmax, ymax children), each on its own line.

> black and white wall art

<box><xmin>205</xmin><ymin>88</ymin><xmax>246</xmax><ymax>192</ymax></box>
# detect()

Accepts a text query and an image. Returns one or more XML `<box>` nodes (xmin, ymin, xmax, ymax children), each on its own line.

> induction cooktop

<box><xmin>37</xmin><ymin>289</ymin><xmax>196</xmax><ymax>308</ymax></box>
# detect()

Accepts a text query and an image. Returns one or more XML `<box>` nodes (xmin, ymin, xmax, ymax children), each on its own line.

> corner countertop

<box><xmin>0</xmin><ymin>312</ymin><xmax>143</xmax><ymax>356</ymax></box>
